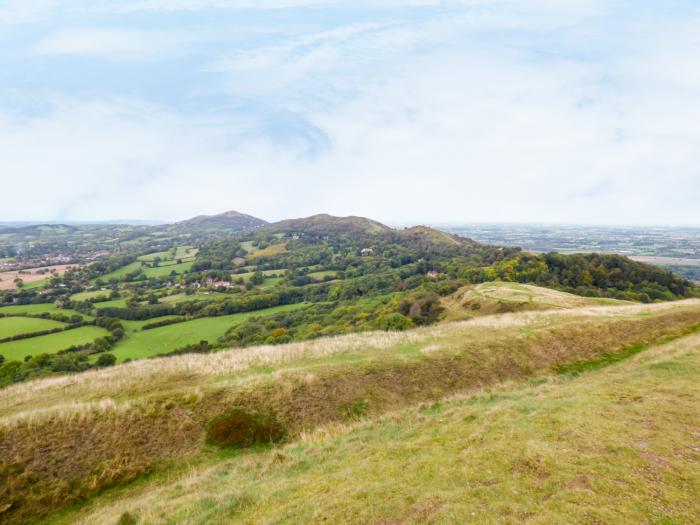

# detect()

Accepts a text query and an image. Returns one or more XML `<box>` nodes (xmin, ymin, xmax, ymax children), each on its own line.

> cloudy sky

<box><xmin>1</xmin><ymin>0</ymin><xmax>699</xmax><ymax>224</ymax></box>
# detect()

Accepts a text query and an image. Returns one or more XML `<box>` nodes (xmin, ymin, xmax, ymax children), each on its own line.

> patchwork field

<box><xmin>0</xmin><ymin>325</ymin><xmax>110</xmax><ymax>361</ymax></box>
<box><xmin>0</xmin><ymin>303</ymin><xmax>86</xmax><ymax>317</ymax></box>
<box><xmin>70</xmin><ymin>290</ymin><xmax>111</xmax><ymax>302</ymax></box>
<box><xmin>0</xmin><ymin>317</ymin><xmax>66</xmax><ymax>339</ymax></box>
<box><xmin>110</xmin><ymin>303</ymin><xmax>309</xmax><ymax>361</ymax></box>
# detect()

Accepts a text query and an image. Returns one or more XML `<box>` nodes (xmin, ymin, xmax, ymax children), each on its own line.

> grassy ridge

<box><xmin>1</xmin><ymin>300</ymin><xmax>700</xmax><ymax>524</ymax></box>
<box><xmin>59</xmin><ymin>328</ymin><xmax>700</xmax><ymax>524</ymax></box>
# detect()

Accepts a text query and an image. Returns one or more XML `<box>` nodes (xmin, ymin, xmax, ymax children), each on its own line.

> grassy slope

<box><xmin>0</xmin><ymin>317</ymin><xmax>66</xmax><ymax>339</ymax></box>
<box><xmin>58</xmin><ymin>328</ymin><xmax>700</xmax><ymax>525</ymax></box>
<box><xmin>0</xmin><ymin>326</ymin><xmax>111</xmax><ymax>361</ymax></box>
<box><xmin>441</xmin><ymin>281</ymin><xmax>630</xmax><ymax>321</ymax></box>
<box><xmin>2</xmin><ymin>297</ymin><xmax>700</xmax><ymax>523</ymax></box>
<box><xmin>110</xmin><ymin>303</ymin><xmax>309</xmax><ymax>361</ymax></box>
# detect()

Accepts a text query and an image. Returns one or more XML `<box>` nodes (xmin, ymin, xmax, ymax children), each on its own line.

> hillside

<box><xmin>266</xmin><ymin>213</ymin><xmax>391</xmax><ymax>235</ymax></box>
<box><xmin>173</xmin><ymin>210</ymin><xmax>267</xmax><ymax>231</ymax></box>
<box><xmin>1</xmin><ymin>294</ymin><xmax>700</xmax><ymax>523</ymax></box>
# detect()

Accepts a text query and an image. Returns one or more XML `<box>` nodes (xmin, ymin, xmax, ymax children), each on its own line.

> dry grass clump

<box><xmin>1</xmin><ymin>300</ymin><xmax>700</xmax><ymax>524</ymax></box>
<box><xmin>206</xmin><ymin>408</ymin><xmax>286</xmax><ymax>448</ymax></box>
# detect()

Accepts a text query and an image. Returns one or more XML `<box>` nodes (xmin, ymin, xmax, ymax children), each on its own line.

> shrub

<box><xmin>206</xmin><ymin>408</ymin><xmax>286</xmax><ymax>449</ymax></box>
<box><xmin>96</xmin><ymin>353</ymin><xmax>117</xmax><ymax>367</ymax></box>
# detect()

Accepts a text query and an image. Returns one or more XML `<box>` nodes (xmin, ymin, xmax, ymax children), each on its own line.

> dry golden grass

<box><xmin>1</xmin><ymin>298</ymin><xmax>700</xmax><ymax>524</ymax></box>
<box><xmin>52</xmin><ymin>329</ymin><xmax>700</xmax><ymax>525</ymax></box>
<box><xmin>441</xmin><ymin>281</ymin><xmax>630</xmax><ymax>321</ymax></box>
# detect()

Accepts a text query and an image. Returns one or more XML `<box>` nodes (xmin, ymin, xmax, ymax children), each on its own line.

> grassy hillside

<box><xmin>1</xmin><ymin>295</ymin><xmax>700</xmax><ymax>524</ymax></box>
<box><xmin>441</xmin><ymin>282</ymin><xmax>631</xmax><ymax>321</ymax></box>
<box><xmin>54</xmin><ymin>325</ymin><xmax>700</xmax><ymax>525</ymax></box>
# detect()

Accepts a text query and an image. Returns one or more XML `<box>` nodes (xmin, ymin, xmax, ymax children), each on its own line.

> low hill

<box><xmin>173</xmin><ymin>210</ymin><xmax>267</xmax><ymax>231</ymax></box>
<box><xmin>2</xmin><ymin>296</ymin><xmax>700</xmax><ymax>524</ymax></box>
<box><xmin>267</xmin><ymin>213</ymin><xmax>391</xmax><ymax>235</ymax></box>
<box><xmin>441</xmin><ymin>281</ymin><xmax>631</xmax><ymax>320</ymax></box>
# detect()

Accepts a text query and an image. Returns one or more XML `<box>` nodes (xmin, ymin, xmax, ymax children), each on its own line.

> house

<box><xmin>426</xmin><ymin>271</ymin><xmax>439</xmax><ymax>279</ymax></box>
<box><xmin>360</xmin><ymin>248</ymin><xmax>374</xmax><ymax>256</ymax></box>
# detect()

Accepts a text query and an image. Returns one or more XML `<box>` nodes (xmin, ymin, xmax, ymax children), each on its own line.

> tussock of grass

<box><xmin>1</xmin><ymin>300</ymin><xmax>700</xmax><ymax>524</ymax></box>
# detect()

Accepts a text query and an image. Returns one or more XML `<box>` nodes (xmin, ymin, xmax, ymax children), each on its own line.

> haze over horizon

<box><xmin>1</xmin><ymin>1</ymin><xmax>699</xmax><ymax>225</ymax></box>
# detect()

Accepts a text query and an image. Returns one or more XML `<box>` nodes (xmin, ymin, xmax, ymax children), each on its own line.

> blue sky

<box><xmin>1</xmin><ymin>0</ymin><xmax>699</xmax><ymax>224</ymax></box>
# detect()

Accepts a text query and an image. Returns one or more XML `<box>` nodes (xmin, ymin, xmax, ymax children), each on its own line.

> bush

<box><xmin>96</xmin><ymin>353</ymin><xmax>117</xmax><ymax>367</ymax></box>
<box><xmin>206</xmin><ymin>408</ymin><xmax>286</xmax><ymax>449</ymax></box>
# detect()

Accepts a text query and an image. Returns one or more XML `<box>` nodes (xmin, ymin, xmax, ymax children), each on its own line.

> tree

<box><xmin>0</xmin><ymin>354</ymin><xmax>4</xmax><ymax>365</ymax></box>
<box><xmin>250</xmin><ymin>271</ymin><xmax>264</xmax><ymax>286</ymax></box>
<box><xmin>14</xmin><ymin>277</ymin><xmax>24</xmax><ymax>289</ymax></box>
<box><xmin>148</xmin><ymin>294</ymin><xmax>159</xmax><ymax>305</ymax></box>
<box><xmin>96</xmin><ymin>353</ymin><xmax>117</xmax><ymax>367</ymax></box>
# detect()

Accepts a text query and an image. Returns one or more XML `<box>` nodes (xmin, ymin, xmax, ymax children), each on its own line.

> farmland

<box><xmin>0</xmin><ymin>264</ymin><xmax>78</xmax><ymax>291</ymax></box>
<box><xmin>0</xmin><ymin>316</ymin><xmax>66</xmax><ymax>339</ymax></box>
<box><xmin>110</xmin><ymin>303</ymin><xmax>308</xmax><ymax>361</ymax></box>
<box><xmin>0</xmin><ymin>325</ymin><xmax>110</xmax><ymax>361</ymax></box>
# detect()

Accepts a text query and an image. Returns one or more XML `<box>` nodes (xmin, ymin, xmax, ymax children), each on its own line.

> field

<box><xmin>2</xmin><ymin>294</ymin><xmax>700</xmax><ymax>524</ymax></box>
<box><xmin>0</xmin><ymin>303</ymin><xmax>86</xmax><ymax>317</ymax></box>
<box><xmin>142</xmin><ymin>261</ymin><xmax>193</xmax><ymax>278</ymax></box>
<box><xmin>0</xmin><ymin>264</ymin><xmax>77</xmax><ymax>291</ymax></box>
<box><xmin>92</xmin><ymin>261</ymin><xmax>142</xmax><ymax>282</ymax></box>
<box><xmin>70</xmin><ymin>290</ymin><xmax>110</xmax><ymax>302</ymax></box>
<box><xmin>0</xmin><ymin>325</ymin><xmax>110</xmax><ymax>361</ymax></box>
<box><xmin>160</xmin><ymin>292</ymin><xmax>232</xmax><ymax>304</ymax></box>
<box><xmin>138</xmin><ymin>246</ymin><xmax>198</xmax><ymax>263</ymax></box>
<box><xmin>0</xmin><ymin>317</ymin><xmax>66</xmax><ymax>339</ymax></box>
<box><xmin>110</xmin><ymin>303</ymin><xmax>309</xmax><ymax>361</ymax></box>
<box><xmin>92</xmin><ymin>298</ymin><xmax>129</xmax><ymax>309</ymax></box>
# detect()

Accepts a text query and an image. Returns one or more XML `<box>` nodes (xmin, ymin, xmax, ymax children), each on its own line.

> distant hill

<box><xmin>174</xmin><ymin>210</ymin><xmax>268</xmax><ymax>231</ymax></box>
<box><xmin>267</xmin><ymin>213</ymin><xmax>391</xmax><ymax>235</ymax></box>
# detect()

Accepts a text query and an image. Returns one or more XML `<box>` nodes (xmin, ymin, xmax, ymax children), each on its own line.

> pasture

<box><xmin>110</xmin><ymin>303</ymin><xmax>308</xmax><ymax>361</ymax></box>
<box><xmin>71</xmin><ymin>290</ymin><xmax>111</xmax><ymax>302</ymax></box>
<box><xmin>0</xmin><ymin>325</ymin><xmax>110</xmax><ymax>361</ymax></box>
<box><xmin>0</xmin><ymin>317</ymin><xmax>66</xmax><ymax>339</ymax></box>
<box><xmin>0</xmin><ymin>303</ymin><xmax>86</xmax><ymax>317</ymax></box>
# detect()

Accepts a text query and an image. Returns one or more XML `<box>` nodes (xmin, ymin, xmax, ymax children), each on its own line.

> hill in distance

<box><xmin>172</xmin><ymin>210</ymin><xmax>268</xmax><ymax>231</ymax></box>
<box><xmin>266</xmin><ymin>213</ymin><xmax>391</xmax><ymax>235</ymax></box>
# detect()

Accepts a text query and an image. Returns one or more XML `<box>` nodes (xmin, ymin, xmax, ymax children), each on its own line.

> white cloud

<box><xmin>1</xmin><ymin>1</ymin><xmax>699</xmax><ymax>224</ymax></box>
<box><xmin>34</xmin><ymin>29</ymin><xmax>191</xmax><ymax>60</ymax></box>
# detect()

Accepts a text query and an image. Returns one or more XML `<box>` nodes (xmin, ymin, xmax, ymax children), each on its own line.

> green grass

<box><xmin>20</xmin><ymin>278</ymin><xmax>51</xmax><ymax>290</ymax></box>
<box><xmin>138</xmin><ymin>246</ymin><xmax>198</xmax><ymax>262</ymax></box>
<box><xmin>308</xmin><ymin>270</ymin><xmax>336</xmax><ymax>280</ymax></box>
<box><xmin>41</xmin><ymin>315</ymin><xmax>700</xmax><ymax>525</ymax></box>
<box><xmin>71</xmin><ymin>290</ymin><xmax>111</xmax><ymax>302</ymax></box>
<box><xmin>0</xmin><ymin>326</ymin><xmax>110</xmax><ymax>361</ymax></box>
<box><xmin>110</xmin><ymin>303</ymin><xmax>308</xmax><ymax>361</ymax></box>
<box><xmin>231</xmin><ymin>269</ymin><xmax>283</xmax><ymax>282</ymax></box>
<box><xmin>92</xmin><ymin>298</ymin><xmax>129</xmax><ymax>309</ymax></box>
<box><xmin>0</xmin><ymin>303</ymin><xmax>86</xmax><ymax>317</ymax></box>
<box><xmin>0</xmin><ymin>316</ymin><xmax>66</xmax><ymax>339</ymax></box>
<box><xmin>142</xmin><ymin>261</ymin><xmax>193</xmax><ymax>278</ymax></box>
<box><xmin>92</xmin><ymin>261</ymin><xmax>143</xmax><ymax>283</ymax></box>
<box><xmin>161</xmin><ymin>293</ymin><xmax>232</xmax><ymax>304</ymax></box>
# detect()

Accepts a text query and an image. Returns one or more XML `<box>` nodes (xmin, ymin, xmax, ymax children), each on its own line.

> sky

<box><xmin>1</xmin><ymin>0</ymin><xmax>699</xmax><ymax>225</ymax></box>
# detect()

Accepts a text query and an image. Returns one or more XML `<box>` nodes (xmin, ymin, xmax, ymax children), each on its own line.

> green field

<box><xmin>231</xmin><ymin>269</ymin><xmax>283</xmax><ymax>282</ymax></box>
<box><xmin>142</xmin><ymin>261</ymin><xmax>193</xmax><ymax>278</ymax></box>
<box><xmin>93</xmin><ymin>261</ymin><xmax>143</xmax><ymax>282</ymax></box>
<box><xmin>22</xmin><ymin>278</ymin><xmax>51</xmax><ymax>290</ymax></box>
<box><xmin>308</xmin><ymin>270</ymin><xmax>337</xmax><ymax>280</ymax></box>
<box><xmin>0</xmin><ymin>317</ymin><xmax>66</xmax><ymax>339</ymax></box>
<box><xmin>160</xmin><ymin>292</ymin><xmax>232</xmax><ymax>304</ymax></box>
<box><xmin>110</xmin><ymin>303</ymin><xmax>308</xmax><ymax>361</ymax></box>
<box><xmin>0</xmin><ymin>303</ymin><xmax>86</xmax><ymax>317</ymax></box>
<box><xmin>71</xmin><ymin>290</ymin><xmax>111</xmax><ymax>302</ymax></box>
<box><xmin>138</xmin><ymin>246</ymin><xmax>198</xmax><ymax>262</ymax></box>
<box><xmin>0</xmin><ymin>326</ymin><xmax>110</xmax><ymax>361</ymax></box>
<box><xmin>92</xmin><ymin>299</ymin><xmax>129</xmax><ymax>309</ymax></box>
